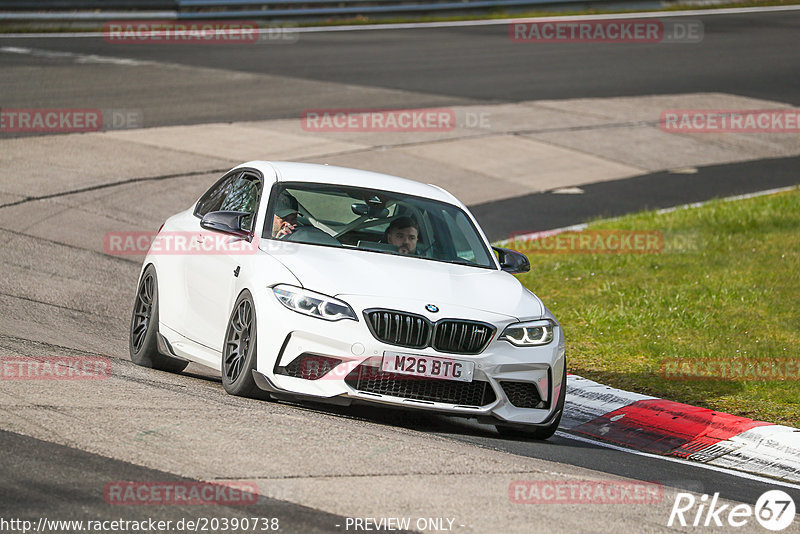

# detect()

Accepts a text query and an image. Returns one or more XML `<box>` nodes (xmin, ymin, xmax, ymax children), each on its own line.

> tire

<box><xmin>129</xmin><ymin>265</ymin><xmax>189</xmax><ymax>373</ymax></box>
<box><xmin>495</xmin><ymin>363</ymin><xmax>567</xmax><ymax>440</ymax></box>
<box><xmin>221</xmin><ymin>290</ymin><xmax>262</xmax><ymax>398</ymax></box>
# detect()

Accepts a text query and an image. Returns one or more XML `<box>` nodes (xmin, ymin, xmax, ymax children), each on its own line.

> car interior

<box><xmin>271</xmin><ymin>184</ymin><xmax>492</xmax><ymax>268</ymax></box>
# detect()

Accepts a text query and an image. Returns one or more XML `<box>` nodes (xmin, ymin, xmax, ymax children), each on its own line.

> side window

<box><xmin>220</xmin><ymin>174</ymin><xmax>263</xmax><ymax>231</ymax></box>
<box><xmin>195</xmin><ymin>172</ymin><xmax>239</xmax><ymax>218</ymax></box>
<box><xmin>195</xmin><ymin>172</ymin><xmax>263</xmax><ymax>231</ymax></box>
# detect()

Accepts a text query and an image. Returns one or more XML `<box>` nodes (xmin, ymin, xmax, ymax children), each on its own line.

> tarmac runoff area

<box><xmin>1</xmin><ymin>92</ymin><xmax>799</xmax><ymax>532</ymax></box>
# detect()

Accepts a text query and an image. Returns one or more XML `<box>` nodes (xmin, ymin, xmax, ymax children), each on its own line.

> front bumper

<box><xmin>253</xmin><ymin>292</ymin><xmax>565</xmax><ymax>426</ymax></box>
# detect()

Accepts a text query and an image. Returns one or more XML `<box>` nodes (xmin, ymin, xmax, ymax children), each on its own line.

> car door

<box><xmin>157</xmin><ymin>171</ymin><xmax>237</xmax><ymax>337</ymax></box>
<box><xmin>182</xmin><ymin>171</ymin><xmax>263</xmax><ymax>352</ymax></box>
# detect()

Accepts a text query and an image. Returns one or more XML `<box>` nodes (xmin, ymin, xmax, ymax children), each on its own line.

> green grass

<box><xmin>514</xmin><ymin>189</ymin><xmax>800</xmax><ymax>427</ymax></box>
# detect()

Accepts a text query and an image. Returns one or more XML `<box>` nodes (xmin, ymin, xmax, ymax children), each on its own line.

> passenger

<box><xmin>272</xmin><ymin>193</ymin><xmax>300</xmax><ymax>239</ymax></box>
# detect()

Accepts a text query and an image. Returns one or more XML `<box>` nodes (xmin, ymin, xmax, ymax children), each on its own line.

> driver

<box><xmin>384</xmin><ymin>216</ymin><xmax>420</xmax><ymax>255</ymax></box>
<box><xmin>272</xmin><ymin>193</ymin><xmax>300</xmax><ymax>239</ymax></box>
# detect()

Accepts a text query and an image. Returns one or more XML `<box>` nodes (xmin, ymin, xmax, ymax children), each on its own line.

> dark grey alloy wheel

<box><xmin>129</xmin><ymin>265</ymin><xmax>188</xmax><ymax>373</ymax></box>
<box><xmin>221</xmin><ymin>290</ymin><xmax>263</xmax><ymax>398</ymax></box>
<box><xmin>495</xmin><ymin>363</ymin><xmax>567</xmax><ymax>440</ymax></box>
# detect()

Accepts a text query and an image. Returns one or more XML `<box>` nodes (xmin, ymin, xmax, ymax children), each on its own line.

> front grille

<box><xmin>365</xmin><ymin>310</ymin><xmax>430</xmax><ymax>349</ymax></box>
<box><xmin>365</xmin><ymin>309</ymin><xmax>495</xmax><ymax>355</ymax></box>
<box><xmin>433</xmin><ymin>320</ymin><xmax>494</xmax><ymax>355</ymax></box>
<box><xmin>345</xmin><ymin>365</ymin><xmax>497</xmax><ymax>407</ymax></box>
<box><xmin>500</xmin><ymin>381</ymin><xmax>548</xmax><ymax>409</ymax></box>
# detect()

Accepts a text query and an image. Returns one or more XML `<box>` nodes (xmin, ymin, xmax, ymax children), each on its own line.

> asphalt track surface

<box><xmin>0</xmin><ymin>430</ymin><xmax>355</xmax><ymax>534</ymax></box>
<box><xmin>1</xmin><ymin>10</ymin><xmax>799</xmax><ymax>126</ymax></box>
<box><xmin>2</xmin><ymin>408</ymin><xmax>798</xmax><ymax>530</ymax></box>
<box><xmin>1</xmin><ymin>8</ymin><xmax>800</xmax><ymax>533</ymax></box>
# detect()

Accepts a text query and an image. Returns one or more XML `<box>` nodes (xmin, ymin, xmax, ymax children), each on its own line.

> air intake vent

<box><xmin>345</xmin><ymin>364</ymin><xmax>496</xmax><ymax>407</ymax></box>
<box><xmin>500</xmin><ymin>381</ymin><xmax>548</xmax><ymax>409</ymax></box>
<box><xmin>279</xmin><ymin>354</ymin><xmax>341</xmax><ymax>380</ymax></box>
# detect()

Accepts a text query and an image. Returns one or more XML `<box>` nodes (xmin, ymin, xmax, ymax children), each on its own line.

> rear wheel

<box><xmin>495</xmin><ymin>364</ymin><xmax>567</xmax><ymax>440</ymax></box>
<box><xmin>129</xmin><ymin>265</ymin><xmax>188</xmax><ymax>373</ymax></box>
<box><xmin>221</xmin><ymin>290</ymin><xmax>262</xmax><ymax>398</ymax></box>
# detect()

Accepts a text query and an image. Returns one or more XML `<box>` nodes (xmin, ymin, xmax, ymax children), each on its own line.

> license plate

<box><xmin>381</xmin><ymin>351</ymin><xmax>474</xmax><ymax>383</ymax></box>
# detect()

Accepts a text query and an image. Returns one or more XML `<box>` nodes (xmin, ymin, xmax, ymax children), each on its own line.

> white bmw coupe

<box><xmin>130</xmin><ymin>161</ymin><xmax>566</xmax><ymax>438</ymax></box>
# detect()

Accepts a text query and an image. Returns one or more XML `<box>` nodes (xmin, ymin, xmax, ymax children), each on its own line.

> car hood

<box><xmin>263</xmin><ymin>241</ymin><xmax>544</xmax><ymax>321</ymax></box>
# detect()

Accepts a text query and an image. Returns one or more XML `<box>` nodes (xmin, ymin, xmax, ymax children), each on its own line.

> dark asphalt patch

<box><xmin>0</xmin><ymin>429</ymin><xmax>407</xmax><ymax>534</ymax></box>
<box><xmin>471</xmin><ymin>155</ymin><xmax>800</xmax><ymax>241</ymax></box>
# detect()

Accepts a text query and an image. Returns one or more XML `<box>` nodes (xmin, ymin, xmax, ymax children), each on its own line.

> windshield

<box><xmin>264</xmin><ymin>182</ymin><xmax>496</xmax><ymax>269</ymax></box>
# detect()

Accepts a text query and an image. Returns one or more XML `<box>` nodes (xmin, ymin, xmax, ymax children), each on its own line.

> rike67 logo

<box><xmin>669</xmin><ymin>490</ymin><xmax>796</xmax><ymax>531</ymax></box>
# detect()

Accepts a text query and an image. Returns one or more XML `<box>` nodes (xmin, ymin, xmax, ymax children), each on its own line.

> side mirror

<box><xmin>493</xmin><ymin>246</ymin><xmax>530</xmax><ymax>274</ymax></box>
<box><xmin>200</xmin><ymin>211</ymin><xmax>253</xmax><ymax>241</ymax></box>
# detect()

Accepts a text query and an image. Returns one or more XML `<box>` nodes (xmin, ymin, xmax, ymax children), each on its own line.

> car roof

<box><xmin>236</xmin><ymin>161</ymin><xmax>462</xmax><ymax>207</ymax></box>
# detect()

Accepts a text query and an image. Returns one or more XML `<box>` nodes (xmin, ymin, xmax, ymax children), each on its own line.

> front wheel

<box><xmin>495</xmin><ymin>363</ymin><xmax>567</xmax><ymax>440</ymax></box>
<box><xmin>221</xmin><ymin>290</ymin><xmax>262</xmax><ymax>398</ymax></box>
<box><xmin>129</xmin><ymin>265</ymin><xmax>188</xmax><ymax>373</ymax></box>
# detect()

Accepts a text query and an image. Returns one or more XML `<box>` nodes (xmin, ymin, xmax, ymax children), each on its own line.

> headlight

<box><xmin>500</xmin><ymin>319</ymin><xmax>555</xmax><ymax>346</ymax></box>
<box><xmin>272</xmin><ymin>285</ymin><xmax>357</xmax><ymax>322</ymax></box>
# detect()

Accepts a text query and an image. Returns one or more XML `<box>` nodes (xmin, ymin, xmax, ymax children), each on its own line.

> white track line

<box><xmin>0</xmin><ymin>45</ymin><xmax>172</xmax><ymax>67</ymax></box>
<box><xmin>0</xmin><ymin>45</ymin><xmax>149</xmax><ymax>65</ymax></box>
<box><xmin>655</xmin><ymin>185</ymin><xmax>800</xmax><ymax>214</ymax></box>
<box><xmin>1</xmin><ymin>4</ymin><xmax>799</xmax><ymax>38</ymax></box>
<box><xmin>555</xmin><ymin>431</ymin><xmax>800</xmax><ymax>491</ymax></box>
